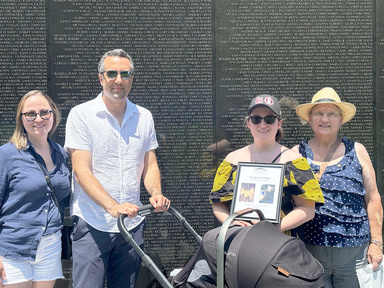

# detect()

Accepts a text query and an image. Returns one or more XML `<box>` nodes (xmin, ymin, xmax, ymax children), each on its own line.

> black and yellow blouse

<box><xmin>209</xmin><ymin>157</ymin><xmax>324</xmax><ymax>233</ymax></box>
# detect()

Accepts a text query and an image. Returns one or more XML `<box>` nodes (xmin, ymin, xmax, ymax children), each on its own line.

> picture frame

<box><xmin>230</xmin><ymin>162</ymin><xmax>285</xmax><ymax>223</ymax></box>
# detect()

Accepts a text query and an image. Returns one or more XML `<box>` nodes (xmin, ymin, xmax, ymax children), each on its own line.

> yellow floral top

<box><xmin>209</xmin><ymin>157</ymin><xmax>324</xmax><ymax>235</ymax></box>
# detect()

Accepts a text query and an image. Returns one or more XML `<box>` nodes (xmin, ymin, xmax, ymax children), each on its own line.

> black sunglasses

<box><xmin>249</xmin><ymin>115</ymin><xmax>278</xmax><ymax>125</ymax></box>
<box><xmin>101</xmin><ymin>70</ymin><xmax>133</xmax><ymax>80</ymax></box>
<box><xmin>21</xmin><ymin>110</ymin><xmax>53</xmax><ymax>122</ymax></box>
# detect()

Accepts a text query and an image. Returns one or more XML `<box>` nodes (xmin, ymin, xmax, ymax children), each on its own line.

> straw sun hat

<box><xmin>296</xmin><ymin>87</ymin><xmax>356</xmax><ymax>124</ymax></box>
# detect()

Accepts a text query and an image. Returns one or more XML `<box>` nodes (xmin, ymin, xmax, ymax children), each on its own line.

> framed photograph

<box><xmin>230</xmin><ymin>162</ymin><xmax>285</xmax><ymax>223</ymax></box>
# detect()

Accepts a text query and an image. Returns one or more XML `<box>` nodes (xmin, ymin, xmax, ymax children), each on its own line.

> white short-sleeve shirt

<box><xmin>64</xmin><ymin>93</ymin><xmax>159</xmax><ymax>232</ymax></box>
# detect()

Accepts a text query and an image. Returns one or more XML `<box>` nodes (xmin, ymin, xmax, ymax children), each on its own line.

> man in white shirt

<box><xmin>65</xmin><ymin>49</ymin><xmax>170</xmax><ymax>288</ymax></box>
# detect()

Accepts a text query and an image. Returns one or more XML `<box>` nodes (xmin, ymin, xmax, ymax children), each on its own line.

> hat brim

<box><xmin>296</xmin><ymin>102</ymin><xmax>356</xmax><ymax>124</ymax></box>
<box><xmin>248</xmin><ymin>103</ymin><xmax>282</xmax><ymax>117</ymax></box>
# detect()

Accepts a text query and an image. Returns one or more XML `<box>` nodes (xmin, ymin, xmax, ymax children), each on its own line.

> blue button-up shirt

<box><xmin>0</xmin><ymin>139</ymin><xmax>71</xmax><ymax>261</ymax></box>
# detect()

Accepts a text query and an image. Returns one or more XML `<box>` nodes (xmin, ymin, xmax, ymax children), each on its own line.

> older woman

<box><xmin>293</xmin><ymin>87</ymin><xmax>383</xmax><ymax>287</ymax></box>
<box><xmin>0</xmin><ymin>90</ymin><xmax>71</xmax><ymax>288</ymax></box>
<box><xmin>210</xmin><ymin>94</ymin><xmax>324</xmax><ymax>236</ymax></box>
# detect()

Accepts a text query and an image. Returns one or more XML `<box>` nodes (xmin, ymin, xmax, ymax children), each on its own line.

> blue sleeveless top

<box><xmin>298</xmin><ymin>137</ymin><xmax>370</xmax><ymax>247</ymax></box>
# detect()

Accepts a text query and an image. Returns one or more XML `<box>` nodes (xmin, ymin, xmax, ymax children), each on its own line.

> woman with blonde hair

<box><xmin>0</xmin><ymin>90</ymin><xmax>70</xmax><ymax>288</ymax></box>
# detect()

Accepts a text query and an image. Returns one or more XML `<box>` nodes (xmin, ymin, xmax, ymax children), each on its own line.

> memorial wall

<box><xmin>0</xmin><ymin>0</ymin><xmax>383</xmax><ymax>287</ymax></box>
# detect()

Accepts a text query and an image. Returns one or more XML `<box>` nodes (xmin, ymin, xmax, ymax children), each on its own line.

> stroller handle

<box><xmin>217</xmin><ymin>208</ymin><xmax>265</xmax><ymax>288</ymax></box>
<box><xmin>118</xmin><ymin>204</ymin><xmax>155</xmax><ymax>222</ymax></box>
<box><xmin>118</xmin><ymin>204</ymin><xmax>202</xmax><ymax>288</ymax></box>
<box><xmin>119</xmin><ymin>204</ymin><xmax>202</xmax><ymax>245</ymax></box>
<box><xmin>138</xmin><ymin>203</ymin><xmax>155</xmax><ymax>216</ymax></box>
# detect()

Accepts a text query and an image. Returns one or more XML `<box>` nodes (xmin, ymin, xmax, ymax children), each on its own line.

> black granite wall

<box><xmin>0</xmin><ymin>1</ymin><xmax>382</xmax><ymax>287</ymax></box>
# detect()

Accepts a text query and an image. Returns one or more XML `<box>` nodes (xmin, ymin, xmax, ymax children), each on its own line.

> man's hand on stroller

<box><xmin>114</xmin><ymin>202</ymin><xmax>140</xmax><ymax>218</ymax></box>
<box><xmin>149</xmin><ymin>194</ymin><xmax>171</xmax><ymax>212</ymax></box>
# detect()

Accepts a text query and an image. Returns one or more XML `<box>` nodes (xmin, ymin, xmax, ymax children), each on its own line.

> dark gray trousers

<box><xmin>71</xmin><ymin>217</ymin><xmax>145</xmax><ymax>288</ymax></box>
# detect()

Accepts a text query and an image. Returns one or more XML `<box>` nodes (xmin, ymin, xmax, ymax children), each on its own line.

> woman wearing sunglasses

<box><xmin>209</xmin><ymin>94</ymin><xmax>324</xmax><ymax>237</ymax></box>
<box><xmin>0</xmin><ymin>90</ymin><xmax>71</xmax><ymax>288</ymax></box>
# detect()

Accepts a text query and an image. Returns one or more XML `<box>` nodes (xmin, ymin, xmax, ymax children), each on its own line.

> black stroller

<box><xmin>118</xmin><ymin>206</ymin><xmax>325</xmax><ymax>287</ymax></box>
<box><xmin>118</xmin><ymin>204</ymin><xmax>202</xmax><ymax>288</ymax></box>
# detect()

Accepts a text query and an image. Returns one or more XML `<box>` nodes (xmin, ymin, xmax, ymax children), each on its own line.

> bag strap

<box><xmin>271</xmin><ymin>148</ymin><xmax>289</xmax><ymax>163</ymax></box>
<box><xmin>316</xmin><ymin>137</ymin><xmax>341</xmax><ymax>180</ymax></box>
<box><xmin>30</xmin><ymin>152</ymin><xmax>59</xmax><ymax>208</ymax></box>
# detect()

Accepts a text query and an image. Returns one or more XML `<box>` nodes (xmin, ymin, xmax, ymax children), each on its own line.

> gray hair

<box><xmin>98</xmin><ymin>49</ymin><xmax>135</xmax><ymax>73</ymax></box>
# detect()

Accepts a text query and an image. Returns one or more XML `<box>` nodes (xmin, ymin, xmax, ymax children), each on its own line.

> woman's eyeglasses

<box><xmin>311</xmin><ymin>111</ymin><xmax>340</xmax><ymax>119</ymax></box>
<box><xmin>101</xmin><ymin>70</ymin><xmax>133</xmax><ymax>80</ymax></box>
<box><xmin>21</xmin><ymin>110</ymin><xmax>53</xmax><ymax>122</ymax></box>
<box><xmin>249</xmin><ymin>115</ymin><xmax>278</xmax><ymax>125</ymax></box>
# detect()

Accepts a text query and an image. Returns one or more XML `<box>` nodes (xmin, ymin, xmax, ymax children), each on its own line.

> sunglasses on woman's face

<box><xmin>249</xmin><ymin>115</ymin><xmax>278</xmax><ymax>125</ymax></box>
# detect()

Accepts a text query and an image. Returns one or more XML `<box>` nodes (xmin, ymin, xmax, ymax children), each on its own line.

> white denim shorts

<box><xmin>0</xmin><ymin>230</ymin><xmax>64</xmax><ymax>285</ymax></box>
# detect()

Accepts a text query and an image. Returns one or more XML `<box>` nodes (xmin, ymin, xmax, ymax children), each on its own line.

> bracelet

<box><xmin>371</xmin><ymin>239</ymin><xmax>383</xmax><ymax>250</ymax></box>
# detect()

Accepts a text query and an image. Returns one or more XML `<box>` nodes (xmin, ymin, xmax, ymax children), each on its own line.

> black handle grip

<box><xmin>138</xmin><ymin>204</ymin><xmax>154</xmax><ymax>216</ymax></box>
<box><xmin>119</xmin><ymin>204</ymin><xmax>155</xmax><ymax>223</ymax></box>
